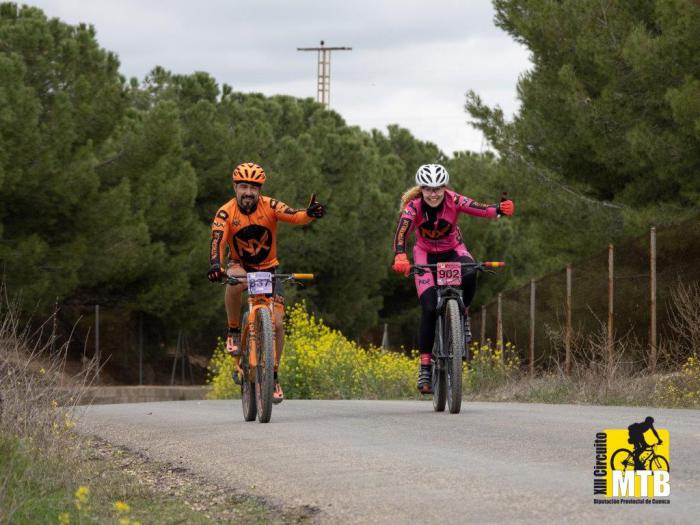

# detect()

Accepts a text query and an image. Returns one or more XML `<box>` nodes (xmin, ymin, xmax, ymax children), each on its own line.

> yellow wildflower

<box><xmin>74</xmin><ymin>485</ymin><xmax>89</xmax><ymax>510</ymax></box>
<box><xmin>58</xmin><ymin>512</ymin><xmax>70</xmax><ymax>525</ymax></box>
<box><xmin>113</xmin><ymin>501</ymin><xmax>130</xmax><ymax>513</ymax></box>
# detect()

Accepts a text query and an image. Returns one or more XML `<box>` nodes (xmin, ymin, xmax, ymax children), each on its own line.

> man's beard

<box><xmin>238</xmin><ymin>195</ymin><xmax>257</xmax><ymax>213</ymax></box>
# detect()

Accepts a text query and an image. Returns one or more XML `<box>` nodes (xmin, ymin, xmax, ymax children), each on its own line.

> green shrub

<box><xmin>465</xmin><ymin>340</ymin><xmax>520</xmax><ymax>393</ymax></box>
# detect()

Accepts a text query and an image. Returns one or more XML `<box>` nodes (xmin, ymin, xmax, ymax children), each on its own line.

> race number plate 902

<box><xmin>436</xmin><ymin>262</ymin><xmax>462</xmax><ymax>286</ymax></box>
<box><xmin>247</xmin><ymin>272</ymin><xmax>273</xmax><ymax>295</ymax></box>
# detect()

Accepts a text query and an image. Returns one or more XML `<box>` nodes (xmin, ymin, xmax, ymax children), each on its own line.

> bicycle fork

<box><xmin>237</xmin><ymin>301</ymin><xmax>281</xmax><ymax>382</ymax></box>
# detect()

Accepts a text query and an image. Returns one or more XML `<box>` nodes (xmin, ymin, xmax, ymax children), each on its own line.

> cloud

<box><xmin>27</xmin><ymin>0</ymin><xmax>532</xmax><ymax>154</ymax></box>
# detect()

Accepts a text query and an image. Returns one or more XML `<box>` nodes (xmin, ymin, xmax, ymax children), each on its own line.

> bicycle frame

<box><xmin>413</xmin><ymin>261</ymin><xmax>503</xmax><ymax>361</ymax></box>
<box><xmin>243</xmin><ymin>295</ymin><xmax>277</xmax><ymax>373</ymax></box>
<box><xmin>225</xmin><ymin>272</ymin><xmax>313</xmax><ymax>380</ymax></box>
<box><xmin>638</xmin><ymin>444</ymin><xmax>663</xmax><ymax>467</ymax></box>
<box><xmin>410</xmin><ymin>261</ymin><xmax>505</xmax><ymax>413</ymax></box>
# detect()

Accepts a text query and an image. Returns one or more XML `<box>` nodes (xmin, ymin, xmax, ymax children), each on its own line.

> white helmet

<box><xmin>415</xmin><ymin>164</ymin><xmax>449</xmax><ymax>187</ymax></box>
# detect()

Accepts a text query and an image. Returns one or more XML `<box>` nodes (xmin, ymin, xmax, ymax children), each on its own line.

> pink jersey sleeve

<box><xmin>392</xmin><ymin>200</ymin><xmax>419</xmax><ymax>254</ymax></box>
<box><xmin>453</xmin><ymin>192</ymin><xmax>498</xmax><ymax>219</ymax></box>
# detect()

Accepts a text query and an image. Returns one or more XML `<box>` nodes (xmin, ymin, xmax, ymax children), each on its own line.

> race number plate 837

<box><xmin>247</xmin><ymin>272</ymin><xmax>273</xmax><ymax>295</ymax></box>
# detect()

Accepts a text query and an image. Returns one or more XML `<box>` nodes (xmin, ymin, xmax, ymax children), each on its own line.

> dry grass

<box><xmin>469</xmin><ymin>281</ymin><xmax>700</xmax><ymax>407</ymax></box>
<box><xmin>0</xmin><ymin>294</ymin><xmax>98</xmax><ymax>447</ymax></box>
<box><xmin>0</xmin><ymin>291</ymin><xmax>99</xmax><ymax>522</ymax></box>
<box><xmin>1</xmin><ymin>292</ymin><xmax>304</xmax><ymax>524</ymax></box>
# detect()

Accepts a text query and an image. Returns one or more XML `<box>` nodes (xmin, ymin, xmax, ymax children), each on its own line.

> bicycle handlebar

<box><xmin>291</xmin><ymin>273</ymin><xmax>314</xmax><ymax>280</ymax></box>
<box><xmin>410</xmin><ymin>261</ymin><xmax>506</xmax><ymax>276</ymax></box>
<box><xmin>221</xmin><ymin>272</ymin><xmax>314</xmax><ymax>286</ymax></box>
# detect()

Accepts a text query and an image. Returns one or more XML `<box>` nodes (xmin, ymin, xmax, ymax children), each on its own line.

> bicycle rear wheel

<box><xmin>254</xmin><ymin>307</ymin><xmax>275</xmax><ymax>423</ymax></box>
<box><xmin>445</xmin><ymin>299</ymin><xmax>464</xmax><ymax>414</ymax></box>
<box><xmin>610</xmin><ymin>448</ymin><xmax>634</xmax><ymax>470</ymax></box>
<box><xmin>240</xmin><ymin>311</ymin><xmax>256</xmax><ymax>422</ymax></box>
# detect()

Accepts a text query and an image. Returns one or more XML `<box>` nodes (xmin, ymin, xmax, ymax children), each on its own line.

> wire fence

<box><xmin>471</xmin><ymin>215</ymin><xmax>700</xmax><ymax>372</ymax></box>
<box><xmin>49</xmin><ymin>303</ymin><xmax>204</xmax><ymax>385</ymax></box>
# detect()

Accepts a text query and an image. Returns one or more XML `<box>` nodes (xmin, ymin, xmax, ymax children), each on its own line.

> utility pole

<box><xmin>297</xmin><ymin>40</ymin><xmax>351</xmax><ymax>107</ymax></box>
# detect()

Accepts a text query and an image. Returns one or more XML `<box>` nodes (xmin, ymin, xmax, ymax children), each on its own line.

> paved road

<box><xmin>78</xmin><ymin>400</ymin><xmax>700</xmax><ymax>524</ymax></box>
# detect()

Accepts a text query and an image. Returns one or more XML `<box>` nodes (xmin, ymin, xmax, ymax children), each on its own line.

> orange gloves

<box><xmin>498</xmin><ymin>199</ymin><xmax>514</xmax><ymax>216</ymax></box>
<box><xmin>392</xmin><ymin>253</ymin><xmax>411</xmax><ymax>276</ymax></box>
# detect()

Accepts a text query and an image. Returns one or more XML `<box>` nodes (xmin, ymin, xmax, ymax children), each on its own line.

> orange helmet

<box><xmin>232</xmin><ymin>162</ymin><xmax>266</xmax><ymax>185</ymax></box>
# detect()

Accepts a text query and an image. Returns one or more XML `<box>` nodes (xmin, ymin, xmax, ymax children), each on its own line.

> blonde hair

<box><xmin>400</xmin><ymin>186</ymin><xmax>422</xmax><ymax>211</ymax></box>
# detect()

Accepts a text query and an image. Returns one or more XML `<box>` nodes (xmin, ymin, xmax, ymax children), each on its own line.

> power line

<box><xmin>297</xmin><ymin>40</ymin><xmax>351</xmax><ymax>108</ymax></box>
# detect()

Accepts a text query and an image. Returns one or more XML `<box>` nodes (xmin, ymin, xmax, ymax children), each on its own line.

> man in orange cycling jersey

<box><xmin>207</xmin><ymin>162</ymin><xmax>325</xmax><ymax>402</ymax></box>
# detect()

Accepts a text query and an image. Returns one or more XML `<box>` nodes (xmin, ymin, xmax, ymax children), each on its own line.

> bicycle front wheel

<box><xmin>432</xmin><ymin>359</ymin><xmax>446</xmax><ymax>412</ymax></box>
<box><xmin>254</xmin><ymin>307</ymin><xmax>275</xmax><ymax>423</ymax></box>
<box><xmin>445</xmin><ymin>299</ymin><xmax>464</xmax><ymax>414</ymax></box>
<box><xmin>650</xmin><ymin>455</ymin><xmax>669</xmax><ymax>472</ymax></box>
<box><xmin>240</xmin><ymin>311</ymin><xmax>256</xmax><ymax>422</ymax></box>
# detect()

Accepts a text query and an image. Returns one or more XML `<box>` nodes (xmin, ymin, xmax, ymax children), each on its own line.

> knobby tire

<box><xmin>240</xmin><ymin>311</ymin><xmax>256</xmax><ymax>422</ymax></box>
<box><xmin>254</xmin><ymin>307</ymin><xmax>275</xmax><ymax>423</ymax></box>
<box><xmin>445</xmin><ymin>299</ymin><xmax>463</xmax><ymax>414</ymax></box>
<box><xmin>432</xmin><ymin>321</ymin><xmax>446</xmax><ymax>412</ymax></box>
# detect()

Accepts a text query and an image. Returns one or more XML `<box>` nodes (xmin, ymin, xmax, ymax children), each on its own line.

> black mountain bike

<box><xmin>610</xmin><ymin>442</ymin><xmax>669</xmax><ymax>472</ymax></box>
<box><xmin>412</xmin><ymin>261</ymin><xmax>505</xmax><ymax>414</ymax></box>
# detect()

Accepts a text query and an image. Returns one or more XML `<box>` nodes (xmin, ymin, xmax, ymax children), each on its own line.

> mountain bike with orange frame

<box><xmin>224</xmin><ymin>271</ymin><xmax>314</xmax><ymax>423</ymax></box>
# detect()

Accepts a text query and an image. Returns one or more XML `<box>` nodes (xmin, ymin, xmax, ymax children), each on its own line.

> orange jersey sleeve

<box><xmin>268</xmin><ymin>198</ymin><xmax>314</xmax><ymax>225</ymax></box>
<box><xmin>209</xmin><ymin>204</ymin><xmax>232</xmax><ymax>266</ymax></box>
<box><xmin>209</xmin><ymin>196</ymin><xmax>312</xmax><ymax>271</ymax></box>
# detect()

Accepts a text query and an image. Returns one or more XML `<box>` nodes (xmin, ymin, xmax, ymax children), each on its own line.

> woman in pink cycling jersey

<box><xmin>391</xmin><ymin>164</ymin><xmax>514</xmax><ymax>393</ymax></box>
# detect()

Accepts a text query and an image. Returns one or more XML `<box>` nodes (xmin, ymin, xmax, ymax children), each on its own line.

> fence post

<box><xmin>94</xmin><ymin>304</ymin><xmax>100</xmax><ymax>383</ymax></box>
<box><xmin>497</xmin><ymin>293</ymin><xmax>503</xmax><ymax>361</ymax></box>
<box><xmin>181</xmin><ymin>331</ymin><xmax>186</xmax><ymax>386</ymax></box>
<box><xmin>565</xmin><ymin>265</ymin><xmax>572</xmax><ymax>375</ymax></box>
<box><xmin>480</xmin><ymin>304</ymin><xmax>486</xmax><ymax>347</ymax></box>
<box><xmin>381</xmin><ymin>323</ymin><xmax>389</xmax><ymax>350</ymax></box>
<box><xmin>139</xmin><ymin>313</ymin><xmax>144</xmax><ymax>386</ymax></box>
<box><xmin>607</xmin><ymin>244</ymin><xmax>614</xmax><ymax>365</ymax></box>
<box><xmin>170</xmin><ymin>331</ymin><xmax>179</xmax><ymax>386</ymax></box>
<box><xmin>529</xmin><ymin>279</ymin><xmax>535</xmax><ymax>375</ymax></box>
<box><xmin>650</xmin><ymin>227</ymin><xmax>657</xmax><ymax>373</ymax></box>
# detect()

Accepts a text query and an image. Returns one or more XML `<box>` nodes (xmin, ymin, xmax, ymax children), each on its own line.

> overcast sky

<box><xmin>28</xmin><ymin>0</ymin><xmax>532</xmax><ymax>155</ymax></box>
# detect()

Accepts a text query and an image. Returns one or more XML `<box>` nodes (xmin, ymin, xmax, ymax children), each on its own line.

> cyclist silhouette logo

<box><xmin>593</xmin><ymin>417</ymin><xmax>671</xmax><ymax>502</ymax></box>
<box><xmin>626</xmin><ymin>417</ymin><xmax>664</xmax><ymax>471</ymax></box>
<box><xmin>609</xmin><ymin>416</ymin><xmax>669</xmax><ymax>473</ymax></box>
